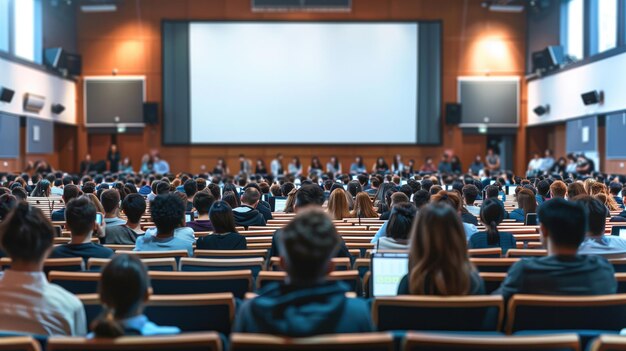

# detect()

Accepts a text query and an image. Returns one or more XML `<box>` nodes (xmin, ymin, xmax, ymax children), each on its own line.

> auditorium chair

<box><xmin>505</xmin><ymin>249</ymin><xmax>548</xmax><ymax>258</ymax></box>
<box><xmin>616</xmin><ymin>273</ymin><xmax>626</xmax><ymax>293</ymax></box>
<box><xmin>588</xmin><ymin>335</ymin><xmax>626</xmax><ymax>351</ymax></box>
<box><xmin>255</xmin><ymin>271</ymin><xmax>360</xmax><ymax>293</ymax></box>
<box><xmin>609</xmin><ymin>259</ymin><xmax>626</xmax><ymax>273</ymax></box>
<box><xmin>179</xmin><ymin>257</ymin><xmax>264</xmax><ymax>277</ymax></box>
<box><xmin>267</xmin><ymin>257</ymin><xmax>351</xmax><ymax>272</ymax></box>
<box><xmin>372</xmin><ymin>295</ymin><xmax>503</xmax><ymax>332</ymax></box>
<box><xmin>49</xmin><ymin>271</ymin><xmax>100</xmax><ymax>294</ymax></box>
<box><xmin>229</xmin><ymin>332</ymin><xmax>394</xmax><ymax>351</ymax></box>
<box><xmin>148</xmin><ymin>270</ymin><xmax>252</xmax><ymax>298</ymax></box>
<box><xmin>194</xmin><ymin>249</ymin><xmax>268</xmax><ymax>260</ymax></box>
<box><xmin>0</xmin><ymin>336</ymin><xmax>42</xmax><ymax>351</ymax></box>
<box><xmin>402</xmin><ymin>332</ymin><xmax>580</xmax><ymax>351</ymax></box>
<box><xmin>468</xmin><ymin>248</ymin><xmax>503</xmax><ymax>258</ymax></box>
<box><xmin>480</xmin><ymin>272</ymin><xmax>507</xmax><ymax>294</ymax></box>
<box><xmin>115</xmin><ymin>250</ymin><xmax>190</xmax><ymax>260</ymax></box>
<box><xmin>78</xmin><ymin>293</ymin><xmax>235</xmax><ymax>334</ymax></box>
<box><xmin>470</xmin><ymin>258</ymin><xmax>519</xmax><ymax>273</ymax></box>
<box><xmin>87</xmin><ymin>258</ymin><xmax>178</xmax><ymax>272</ymax></box>
<box><xmin>505</xmin><ymin>294</ymin><xmax>626</xmax><ymax>334</ymax></box>
<box><xmin>48</xmin><ymin>332</ymin><xmax>222</xmax><ymax>351</ymax></box>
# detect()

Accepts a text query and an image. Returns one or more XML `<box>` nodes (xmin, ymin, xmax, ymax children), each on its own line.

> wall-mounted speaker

<box><xmin>23</xmin><ymin>93</ymin><xmax>45</xmax><ymax>113</ymax></box>
<box><xmin>0</xmin><ymin>87</ymin><xmax>15</xmax><ymax>103</ymax></box>
<box><xmin>533</xmin><ymin>104</ymin><xmax>550</xmax><ymax>116</ymax></box>
<box><xmin>581</xmin><ymin>90</ymin><xmax>603</xmax><ymax>105</ymax></box>
<box><xmin>445</xmin><ymin>103</ymin><xmax>462</xmax><ymax>125</ymax></box>
<box><xmin>143</xmin><ymin>102</ymin><xmax>158</xmax><ymax>125</ymax></box>
<box><xmin>51</xmin><ymin>104</ymin><xmax>65</xmax><ymax>114</ymax></box>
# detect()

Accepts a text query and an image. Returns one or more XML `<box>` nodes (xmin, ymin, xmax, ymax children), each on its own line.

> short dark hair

<box><xmin>281</xmin><ymin>183</ymin><xmax>295</xmax><ymax>197</ymax></box>
<box><xmin>413</xmin><ymin>189</ymin><xmax>430</xmax><ymax>208</ymax></box>
<box><xmin>386</xmin><ymin>203</ymin><xmax>417</xmax><ymax>240</ymax></box>
<box><xmin>195</xmin><ymin>178</ymin><xmax>207</xmax><ymax>192</ymax></box>
<box><xmin>280</xmin><ymin>209</ymin><xmax>339</xmax><ymax>281</ymax></box>
<box><xmin>156</xmin><ymin>181</ymin><xmax>170</xmax><ymax>195</ymax></box>
<box><xmin>462</xmin><ymin>184</ymin><xmax>479</xmax><ymax>205</ymax></box>
<box><xmin>399</xmin><ymin>184</ymin><xmax>413</xmax><ymax>199</ymax></box>
<box><xmin>63</xmin><ymin>184</ymin><xmax>81</xmax><ymax>203</ymax></box>
<box><xmin>609</xmin><ymin>182</ymin><xmax>623</xmax><ymax>195</ymax></box>
<box><xmin>0</xmin><ymin>202</ymin><xmax>54</xmax><ymax>262</ymax></box>
<box><xmin>193</xmin><ymin>192</ymin><xmax>215</xmax><ymax>215</ymax></box>
<box><xmin>209</xmin><ymin>201</ymin><xmax>237</xmax><ymax>234</ymax></box>
<box><xmin>538</xmin><ymin>198</ymin><xmax>588</xmax><ymax>249</ymax></box>
<box><xmin>390</xmin><ymin>192</ymin><xmax>409</xmax><ymax>206</ymax></box>
<box><xmin>11</xmin><ymin>187</ymin><xmax>27</xmax><ymax>201</ymax></box>
<box><xmin>122</xmin><ymin>194</ymin><xmax>146</xmax><ymax>223</ymax></box>
<box><xmin>421</xmin><ymin>179</ymin><xmax>433</xmax><ymax>192</ymax></box>
<box><xmin>295</xmin><ymin>184</ymin><xmax>325</xmax><ymax>208</ymax></box>
<box><xmin>207</xmin><ymin>183</ymin><xmax>221</xmax><ymax>200</ymax></box>
<box><xmin>100</xmin><ymin>189</ymin><xmax>121</xmax><ymax>214</ymax></box>
<box><xmin>574</xmin><ymin>195</ymin><xmax>607</xmax><ymax>236</ymax></box>
<box><xmin>357</xmin><ymin>174</ymin><xmax>368</xmax><ymax>186</ymax></box>
<box><xmin>347</xmin><ymin>181</ymin><xmax>362</xmax><ymax>197</ymax></box>
<box><xmin>150</xmin><ymin>194</ymin><xmax>185</xmax><ymax>234</ymax></box>
<box><xmin>62</xmin><ymin>176</ymin><xmax>73</xmax><ymax>186</ymax></box>
<box><xmin>0</xmin><ymin>194</ymin><xmax>18</xmax><ymax>220</ymax></box>
<box><xmin>65</xmin><ymin>197</ymin><xmax>96</xmax><ymax>236</ymax></box>
<box><xmin>485</xmin><ymin>185</ymin><xmax>499</xmax><ymax>199</ymax></box>
<box><xmin>537</xmin><ymin>179</ymin><xmax>551</xmax><ymax>197</ymax></box>
<box><xmin>183</xmin><ymin>179</ymin><xmax>198</xmax><ymax>197</ymax></box>
<box><xmin>241</xmin><ymin>187</ymin><xmax>261</xmax><ymax>206</ymax></box>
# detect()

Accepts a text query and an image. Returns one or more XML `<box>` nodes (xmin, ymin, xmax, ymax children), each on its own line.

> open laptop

<box><xmin>507</xmin><ymin>185</ymin><xmax>518</xmax><ymax>196</ymax></box>
<box><xmin>269</xmin><ymin>196</ymin><xmax>288</xmax><ymax>212</ymax></box>
<box><xmin>370</xmin><ymin>252</ymin><xmax>409</xmax><ymax>297</ymax></box>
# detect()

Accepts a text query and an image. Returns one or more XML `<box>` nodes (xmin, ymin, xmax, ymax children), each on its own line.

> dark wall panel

<box><xmin>566</xmin><ymin>116</ymin><xmax>597</xmax><ymax>153</ymax></box>
<box><xmin>85</xmin><ymin>78</ymin><xmax>144</xmax><ymax>125</ymax></box>
<box><xmin>162</xmin><ymin>22</ymin><xmax>190</xmax><ymax>145</ymax></box>
<box><xmin>606</xmin><ymin>112</ymin><xmax>626</xmax><ymax>159</ymax></box>
<box><xmin>416</xmin><ymin>22</ymin><xmax>441</xmax><ymax>144</ymax></box>
<box><xmin>0</xmin><ymin>113</ymin><xmax>19</xmax><ymax>158</ymax></box>
<box><xmin>26</xmin><ymin>118</ymin><xmax>54</xmax><ymax>154</ymax></box>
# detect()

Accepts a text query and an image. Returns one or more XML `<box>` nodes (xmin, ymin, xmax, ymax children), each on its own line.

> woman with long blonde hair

<box><xmin>397</xmin><ymin>203</ymin><xmax>485</xmax><ymax>295</ymax></box>
<box><xmin>351</xmin><ymin>192</ymin><xmax>378</xmax><ymax>218</ymax></box>
<box><xmin>590</xmin><ymin>182</ymin><xmax>620</xmax><ymax>211</ymax></box>
<box><xmin>327</xmin><ymin>188</ymin><xmax>352</xmax><ymax>220</ymax></box>
<box><xmin>283</xmin><ymin>188</ymin><xmax>297</xmax><ymax>214</ymax></box>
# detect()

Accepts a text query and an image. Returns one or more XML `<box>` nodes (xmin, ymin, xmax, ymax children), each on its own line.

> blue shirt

<box><xmin>468</xmin><ymin>231</ymin><xmax>517</xmax><ymax>254</ymax></box>
<box><xmin>144</xmin><ymin>227</ymin><xmax>196</xmax><ymax>244</ymax></box>
<box><xmin>372</xmin><ymin>221</ymin><xmax>477</xmax><ymax>243</ymax></box>
<box><xmin>134</xmin><ymin>235</ymin><xmax>193</xmax><ymax>257</ymax></box>
<box><xmin>509</xmin><ymin>208</ymin><xmax>525</xmax><ymax>222</ymax></box>
<box><xmin>88</xmin><ymin>315</ymin><xmax>180</xmax><ymax>337</ymax></box>
<box><xmin>579</xmin><ymin>236</ymin><xmax>626</xmax><ymax>256</ymax></box>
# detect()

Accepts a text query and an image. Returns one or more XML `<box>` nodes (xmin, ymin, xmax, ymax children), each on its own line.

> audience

<box><xmin>468</xmin><ymin>198</ymin><xmax>516</xmax><ymax>254</ymax></box>
<box><xmin>100</xmin><ymin>189</ymin><xmax>126</xmax><ymax>227</ymax></box>
<box><xmin>196</xmin><ymin>201</ymin><xmax>247</xmax><ymax>250</ymax></box>
<box><xmin>351</xmin><ymin>192</ymin><xmax>378</xmax><ymax>218</ymax></box>
<box><xmin>186</xmin><ymin>192</ymin><xmax>215</xmax><ymax>232</ymax></box>
<box><xmin>235</xmin><ymin>209</ymin><xmax>373</xmax><ymax>335</ymax></box>
<box><xmin>376</xmin><ymin>203</ymin><xmax>416</xmax><ymax>250</ymax></box>
<box><xmin>430</xmin><ymin>191</ymin><xmax>478</xmax><ymax>239</ymax></box>
<box><xmin>509</xmin><ymin>188</ymin><xmax>537</xmax><ymax>222</ymax></box>
<box><xmin>134</xmin><ymin>194</ymin><xmax>194</xmax><ymax>257</ymax></box>
<box><xmin>233</xmin><ymin>188</ymin><xmax>267</xmax><ymax>227</ymax></box>
<box><xmin>0</xmin><ymin>202</ymin><xmax>86</xmax><ymax>335</ymax></box>
<box><xmin>577</xmin><ymin>195</ymin><xmax>626</xmax><ymax>255</ymax></box>
<box><xmin>51</xmin><ymin>184</ymin><xmax>81</xmax><ymax>221</ymax></box>
<box><xmin>398</xmin><ymin>203</ymin><xmax>485</xmax><ymax>295</ymax></box>
<box><xmin>91</xmin><ymin>254</ymin><xmax>180</xmax><ymax>337</ymax></box>
<box><xmin>496</xmin><ymin>198</ymin><xmax>616</xmax><ymax>300</ymax></box>
<box><xmin>104</xmin><ymin>193</ymin><xmax>146</xmax><ymax>244</ymax></box>
<box><xmin>50</xmin><ymin>197</ymin><xmax>113</xmax><ymax>261</ymax></box>
<box><xmin>327</xmin><ymin>188</ymin><xmax>352</xmax><ymax>220</ymax></box>
<box><xmin>183</xmin><ymin>179</ymin><xmax>197</xmax><ymax>212</ymax></box>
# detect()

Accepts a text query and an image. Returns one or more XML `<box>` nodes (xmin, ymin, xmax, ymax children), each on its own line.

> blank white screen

<box><xmin>189</xmin><ymin>22</ymin><xmax>418</xmax><ymax>144</ymax></box>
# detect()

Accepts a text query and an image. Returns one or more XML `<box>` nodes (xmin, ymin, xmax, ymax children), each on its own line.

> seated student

<box><xmin>104</xmin><ymin>193</ymin><xmax>146</xmax><ymax>245</ymax></box>
<box><xmin>233</xmin><ymin>188</ymin><xmax>267</xmax><ymax>228</ymax></box>
<box><xmin>91</xmin><ymin>254</ymin><xmax>180</xmax><ymax>337</ymax></box>
<box><xmin>183</xmin><ymin>179</ymin><xmax>197</xmax><ymax>212</ymax></box>
<box><xmin>379</xmin><ymin>192</ymin><xmax>409</xmax><ymax>220</ymax></box>
<box><xmin>0</xmin><ymin>203</ymin><xmax>86</xmax><ymax>336</ymax></box>
<box><xmin>495</xmin><ymin>198</ymin><xmax>616</xmax><ymax>300</ymax></box>
<box><xmin>327</xmin><ymin>188</ymin><xmax>352</xmax><ymax>220</ymax></box>
<box><xmin>610</xmin><ymin>181</ymin><xmax>624</xmax><ymax>209</ymax></box>
<box><xmin>398</xmin><ymin>203</ymin><xmax>485</xmax><ymax>295</ymax></box>
<box><xmin>463</xmin><ymin>184</ymin><xmax>481</xmax><ymax>216</ymax></box>
<box><xmin>468</xmin><ymin>199</ymin><xmax>516</xmax><ymax>254</ymax></box>
<box><xmin>268</xmin><ymin>184</ymin><xmax>352</xmax><ymax>259</ymax></box>
<box><xmin>577</xmin><ymin>195</ymin><xmax>626</xmax><ymax>255</ymax></box>
<box><xmin>100</xmin><ymin>189</ymin><xmax>127</xmax><ymax>227</ymax></box>
<box><xmin>196</xmin><ymin>201</ymin><xmax>247</xmax><ymax>250</ymax></box>
<box><xmin>413</xmin><ymin>189</ymin><xmax>430</xmax><ymax>208</ymax></box>
<box><xmin>376</xmin><ymin>203</ymin><xmax>417</xmax><ymax>250</ymax></box>
<box><xmin>244</xmin><ymin>183</ymin><xmax>273</xmax><ymax>221</ymax></box>
<box><xmin>235</xmin><ymin>209</ymin><xmax>373</xmax><ymax>335</ymax></box>
<box><xmin>550</xmin><ymin>180</ymin><xmax>567</xmax><ymax>199</ymax></box>
<box><xmin>50</xmin><ymin>197</ymin><xmax>114</xmax><ymax>261</ymax></box>
<box><xmin>536</xmin><ymin>179</ymin><xmax>550</xmax><ymax>205</ymax></box>
<box><xmin>134</xmin><ymin>194</ymin><xmax>194</xmax><ymax>257</ymax></box>
<box><xmin>431</xmin><ymin>191</ymin><xmax>478</xmax><ymax>240</ymax></box>
<box><xmin>51</xmin><ymin>184</ymin><xmax>81</xmax><ymax>221</ymax></box>
<box><xmin>351</xmin><ymin>192</ymin><xmax>379</xmax><ymax>219</ymax></box>
<box><xmin>186</xmin><ymin>192</ymin><xmax>215</xmax><ymax>232</ymax></box>
<box><xmin>509</xmin><ymin>188</ymin><xmax>537</xmax><ymax>222</ymax></box>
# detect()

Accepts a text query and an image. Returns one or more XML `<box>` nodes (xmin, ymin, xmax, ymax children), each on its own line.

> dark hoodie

<box><xmin>234</xmin><ymin>281</ymin><xmax>374</xmax><ymax>336</ymax></box>
<box><xmin>257</xmin><ymin>200</ymin><xmax>273</xmax><ymax>221</ymax></box>
<box><xmin>233</xmin><ymin>205</ymin><xmax>267</xmax><ymax>227</ymax></box>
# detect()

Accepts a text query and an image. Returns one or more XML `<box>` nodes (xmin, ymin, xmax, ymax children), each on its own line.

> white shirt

<box><xmin>0</xmin><ymin>270</ymin><xmax>86</xmax><ymax>336</ymax></box>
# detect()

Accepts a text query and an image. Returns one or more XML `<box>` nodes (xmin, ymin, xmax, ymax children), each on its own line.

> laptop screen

<box><xmin>274</xmin><ymin>198</ymin><xmax>287</xmax><ymax>213</ymax></box>
<box><xmin>371</xmin><ymin>252</ymin><xmax>409</xmax><ymax>297</ymax></box>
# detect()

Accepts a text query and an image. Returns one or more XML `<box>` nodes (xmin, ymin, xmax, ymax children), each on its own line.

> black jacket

<box><xmin>233</xmin><ymin>206</ymin><xmax>266</xmax><ymax>227</ymax></box>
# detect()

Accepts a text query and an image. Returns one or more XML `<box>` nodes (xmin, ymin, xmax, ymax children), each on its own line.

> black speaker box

<box><xmin>0</xmin><ymin>87</ymin><xmax>15</xmax><ymax>103</ymax></box>
<box><xmin>445</xmin><ymin>103</ymin><xmax>462</xmax><ymax>125</ymax></box>
<box><xmin>51</xmin><ymin>104</ymin><xmax>65</xmax><ymax>114</ymax></box>
<box><xmin>143</xmin><ymin>102</ymin><xmax>159</xmax><ymax>125</ymax></box>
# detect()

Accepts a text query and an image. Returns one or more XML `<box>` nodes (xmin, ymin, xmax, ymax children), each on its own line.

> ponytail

<box><xmin>486</xmin><ymin>220</ymin><xmax>500</xmax><ymax>246</ymax></box>
<box><xmin>92</xmin><ymin>307</ymin><xmax>124</xmax><ymax>338</ymax></box>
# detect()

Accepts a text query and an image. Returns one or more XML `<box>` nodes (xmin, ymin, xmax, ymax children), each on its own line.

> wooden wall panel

<box><xmin>76</xmin><ymin>0</ymin><xmax>527</xmax><ymax>174</ymax></box>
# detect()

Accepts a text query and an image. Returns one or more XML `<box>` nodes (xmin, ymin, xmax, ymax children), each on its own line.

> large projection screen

<box><xmin>188</xmin><ymin>22</ymin><xmax>419</xmax><ymax>144</ymax></box>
